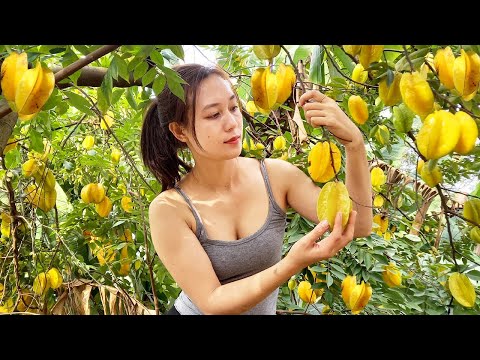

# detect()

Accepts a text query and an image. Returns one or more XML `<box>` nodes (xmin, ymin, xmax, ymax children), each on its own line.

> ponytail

<box><xmin>140</xmin><ymin>100</ymin><xmax>191</xmax><ymax>192</ymax></box>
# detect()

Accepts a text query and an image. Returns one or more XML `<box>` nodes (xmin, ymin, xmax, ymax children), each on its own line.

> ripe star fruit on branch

<box><xmin>399</xmin><ymin>71</ymin><xmax>434</xmax><ymax>119</ymax></box>
<box><xmin>341</xmin><ymin>275</ymin><xmax>372</xmax><ymax>314</ymax></box>
<box><xmin>348</xmin><ymin>95</ymin><xmax>369</xmax><ymax>124</ymax></box>
<box><xmin>251</xmin><ymin>63</ymin><xmax>296</xmax><ymax>112</ymax></box>
<box><xmin>463</xmin><ymin>198</ymin><xmax>480</xmax><ymax>226</ymax></box>
<box><xmin>434</xmin><ymin>46</ymin><xmax>455</xmax><ymax>90</ymax></box>
<box><xmin>447</xmin><ymin>272</ymin><xmax>476</xmax><ymax>308</ymax></box>
<box><xmin>1</xmin><ymin>51</ymin><xmax>28</xmax><ymax>105</ymax></box>
<box><xmin>417</xmin><ymin>159</ymin><xmax>443</xmax><ymax>188</ymax></box>
<box><xmin>416</xmin><ymin>110</ymin><xmax>461</xmax><ymax>160</ymax></box>
<box><xmin>453</xmin><ymin>111</ymin><xmax>478</xmax><ymax>155</ymax></box>
<box><xmin>25</xmin><ymin>184</ymin><xmax>57</xmax><ymax>213</ymax></box>
<box><xmin>392</xmin><ymin>103</ymin><xmax>415</xmax><ymax>133</ymax></box>
<box><xmin>452</xmin><ymin>49</ymin><xmax>480</xmax><ymax>100</ymax></box>
<box><xmin>316</xmin><ymin>181</ymin><xmax>352</xmax><ymax>231</ymax></box>
<box><xmin>351</xmin><ymin>63</ymin><xmax>368</xmax><ymax>84</ymax></box>
<box><xmin>382</xmin><ymin>263</ymin><xmax>402</xmax><ymax>288</ymax></box>
<box><xmin>379</xmin><ymin>72</ymin><xmax>402</xmax><ymax>106</ymax></box>
<box><xmin>471</xmin><ymin>227</ymin><xmax>480</xmax><ymax>244</ymax></box>
<box><xmin>308</xmin><ymin>141</ymin><xmax>342</xmax><ymax>183</ymax></box>
<box><xmin>370</xmin><ymin>167</ymin><xmax>386</xmax><ymax>192</ymax></box>
<box><xmin>81</xmin><ymin>183</ymin><xmax>106</xmax><ymax>204</ymax></box>
<box><xmin>373</xmin><ymin>214</ymin><xmax>388</xmax><ymax>234</ymax></box>
<box><xmin>252</xmin><ymin>45</ymin><xmax>281</xmax><ymax>62</ymax></box>
<box><xmin>359</xmin><ymin>45</ymin><xmax>384</xmax><ymax>69</ymax></box>
<box><xmin>14</xmin><ymin>60</ymin><xmax>55</xmax><ymax>121</ymax></box>
<box><xmin>343</xmin><ymin>45</ymin><xmax>362</xmax><ymax>57</ymax></box>
<box><xmin>297</xmin><ymin>280</ymin><xmax>317</xmax><ymax>304</ymax></box>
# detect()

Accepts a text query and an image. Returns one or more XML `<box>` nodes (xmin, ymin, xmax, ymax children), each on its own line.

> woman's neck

<box><xmin>189</xmin><ymin>157</ymin><xmax>240</xmax><ymax>192</ymax></box>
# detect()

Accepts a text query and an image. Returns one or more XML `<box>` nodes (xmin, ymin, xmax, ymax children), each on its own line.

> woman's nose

<box><xmin>224</xmin><ymin>111</ymin><xmax>238</xmax><ymax>130</ymax></box>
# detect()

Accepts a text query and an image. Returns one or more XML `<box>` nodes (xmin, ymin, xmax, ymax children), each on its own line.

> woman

<box><xmin>141</xmin><ymin>63</ymin><xmax>372</xmax><ymax>315</ymax></box>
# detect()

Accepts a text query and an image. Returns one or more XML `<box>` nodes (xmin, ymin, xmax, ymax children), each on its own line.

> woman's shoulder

<box><xmin>239</xmin><ymin>156</ymin><xmax>299</xmax><ymax>193</ymax></box>
<box><xmin>262</xmin><ymin>157</ymin><xmax>298</xmax><ymax>177</ymax></box>
<box><xmin>148</xmin><ymin>187</ymin><xmax>186</xmax><ymax>219</ymax></box>
<box><xmin>238</xmin><ymin>155</ymin><xmax>295</xmax><ymax>172</ymax></box>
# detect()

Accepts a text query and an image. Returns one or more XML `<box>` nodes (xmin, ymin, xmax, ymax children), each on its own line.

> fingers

<box><xmin>320</xmin><ymin>211</ymin><xmax>357</xmax><ymax>259</ymax></box>
<box><xmin>299</xmin><ymin>90</ymin><xmax>328</xmax><ymax>107</ymax></box>
<box><xmin>307</xmin><ymin>116</ymin><xmax>332</xmax><ymax>128</ymax></box>
<box><xmin>342</xmin><ymin>210</ymin><xmax>358</xmax><ymax>239</ymax></box>
<box><xmin>330</xmin><ymin>212</ymin><xmax>344</xmax><ymax>238</ymax></box>
<box><xmin>306</xmin><ymin>220</ymin><xmax>330</xmax><ymax>244</ymax></box>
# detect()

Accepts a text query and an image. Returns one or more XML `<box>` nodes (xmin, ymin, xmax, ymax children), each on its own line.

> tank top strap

<box><xmin>259</xmin><ymin>159</ymin><xmax>285</xmax><ymax>215</ymax></box>
<box><xmin>173</xmin><ymin>183</ymin><xmax>207</xmax><ymax>241</ymax></box>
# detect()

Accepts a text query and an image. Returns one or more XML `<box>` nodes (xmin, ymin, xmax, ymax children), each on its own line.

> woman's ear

<box><xmin>168</xmin><ymin>122</ymin><xmax>187</xmax><ymax>143</ymax></box>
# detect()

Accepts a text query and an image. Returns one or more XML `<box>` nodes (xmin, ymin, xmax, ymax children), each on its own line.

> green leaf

<box><xmin>330</xmin><ymin>269</ymin><xmax>345</xmax><ymax>280</ymax></box>
<box><xmin>111</xmin><ymin>88</ymin><xmax>125</xmax><ymax>105</ymax></box>
<box><xmin>395</xmin><ymin>48</ymin><xmax>429</xmax><ymax>72</ymax></box>
<box><xmin>55</xmin><ymin>100</ymin><xmax>69</xmax><ymax>116</ymax></box>
<box><xmin>139</xmin><ymin>45</ymin><xmax>155</xmax><ymax>58</ymax></box>
<box><xmin>357</xmin><ymin>248</ymin><xmax>365</xmax><ymax>264</ymax></box>
<box><xmin>42</xmin><ymin>88</ymin><xmax>61</xmax><ymax>111</ymax></box>
<box><xmin>326</xmin><ymin>272</ymin><xmax>333</xmax><ymax>287</ymax></box>
<box><xmin>99</xmin><ymin>69</ymin><xmax>113</xmax><ymax>111</ymax></box>
<box><xmin>309</xmin><ymin>45</ymin><xmax>324</xmax><ymax>85</ymax></box>
<box><xmin>364</xmin><ymin>252</ymin><xmax>372</xmax><ymax>269</ymax></box>
<box><xmin>63</xmin><ymin>90</ymin><xmax>94</xmax><ymax>116</ymax></box>
<box><xmin>293</xmin><ymin>45</ymin><xmax>312</xmax><ymax>66</ymax></box>
<box><xmin>332</xmin><ymin>45</ymin><xmax>355</xmax><ymax>74</ymax></box>
<box><xmin>126</xmin><ymin>88</ymin><xmax>138</xmax><ymax>110</ymax></box>
<box><xmin>142</xmin><ymin>68</ymin><xmax>157</xmax><ymax>87</ymax></box>
<box><xmin>384</xmin><ymin>45</ymin><xmax>404</xmax><ymax>64</ymax></box>
<box><xmin>166</xmin><ymin>75</ymin><xmax>185</xmax><ymax>103</ymax></box>
<box><xmin>287</xmin><ymin>233</ymin><xmax>303</xmax><ymax>244</ymax></box>
<box><xmin>4</xmin><ymin>148</ymin><xmax>21</xmax><ymax>170</ymax></box>
<box><xmin>164</xmin><ymin>45</ymin><xmax>184</xmax><ymax>60</ymax></box>
<box><xmin>96</xmin><ymin>87</ymin><xmax>109</xmax><ymax>114</ymax></box>
<box><xmin>152</xmin><ymin>74</ymin><xmax>166</xmax><ymax>96</ymax></box>
<box><xmin>323</xmin><ymin>289</ymin><xmax>334</xmax><ymax>306</ymax></box>
<box><xmin>127</xmin><ymin>56</ymin><xmax>144</xmax><ymax>73</ymax></box>
<box><xmin>405</xmin><ymin>234</ymin><xmax>421</xmax><ymax>242</ymax></box>
<box><xmin>329</xmin><ymin>262</ymin><xmax>345</xmax><ymax>275</ymax></box>
<box><xmin>133</xmin><ymin>62</ymin><xmax>149</xmax><ymax>82</ymax></box>
<box><xmin>112</xmin><ymin>220</ymin><xmax>127</xmax><ymax>228</ymax></box>
<box><xmin>325</xmin><ymin>53</ymin><xmax>342</xmax><ymax>81</ymax></box>
<box><xmin>114</xmin><ymin>55</ymin><xmax>129</xmax><ymax>82</ymax></box>
<box><xmin>29</xmin><ymin>128</ymin><xmax>44</xmax><ymax>152</ymax></box>
<box><xmin>109</xmin><ymin>58</ymin><xmax>118</xmax><ymax>80</ymax></box>
<box><xmin>386</xmin><ymin>69</ymin><xmax>394</xmax><ymax>87</ymax></box>
<box><xmin>161</xmin><ymin>66</ymin><xmax>187</xmax><ymax>84</ymax></box>
<box><xmin>150</xmin><ymin>50</ymin><xmax>164</xmax><ymax>67</ymax></box>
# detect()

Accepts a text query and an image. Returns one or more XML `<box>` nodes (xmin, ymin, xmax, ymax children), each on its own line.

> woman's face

<box><xmin>185</xmin><ymin>74</ymin><xmax>243</xmax><ymax>160</ymax></box>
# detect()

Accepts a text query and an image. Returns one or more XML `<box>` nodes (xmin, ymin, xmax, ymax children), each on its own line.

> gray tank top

<box><xmin>172</xmin><ymin>159</ymin><xmax>287</xmax><ymax>315</ymax></box>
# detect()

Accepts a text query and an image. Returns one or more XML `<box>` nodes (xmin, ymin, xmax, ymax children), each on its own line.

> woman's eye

<box><xmin>208</xmin><ymin>112</ymin><xmax>220</xmax><ymax>119</ymax></box>
<box><xmin>231</xmin><ymin>105</ymin><xmax>239</xmax><ymax>112</ymax></box>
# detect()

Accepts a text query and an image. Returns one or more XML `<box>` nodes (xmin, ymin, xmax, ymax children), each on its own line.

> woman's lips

<box><xmin>224</xmin><ymin>136</ymin><xmax>240</xmax><ymax>144</ymax></box>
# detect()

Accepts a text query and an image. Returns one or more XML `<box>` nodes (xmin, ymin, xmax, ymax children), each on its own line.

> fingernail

<box><xmin>320</xmin><ymin>220</ymin><xmax>329</xmax><ymax>227</ymax></box>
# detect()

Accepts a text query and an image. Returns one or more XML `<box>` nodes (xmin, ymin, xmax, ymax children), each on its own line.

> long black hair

<box><xmin>140</xmin><ymin>63</ymin><xmax>236</xmax><ymax>192</ymax></box>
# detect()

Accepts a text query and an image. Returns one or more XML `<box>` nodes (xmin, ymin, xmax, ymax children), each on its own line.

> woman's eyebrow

<box><xmin>201</xmin><ymin>95</ymin><xmax>236</xmax><ymax>111</ymax></box>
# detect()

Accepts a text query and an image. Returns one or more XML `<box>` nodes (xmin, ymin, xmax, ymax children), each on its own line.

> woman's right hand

<box><xmin>286</xmin><ymin>210</ymin><xmax>358</xmax><ymax>271</ymax></box>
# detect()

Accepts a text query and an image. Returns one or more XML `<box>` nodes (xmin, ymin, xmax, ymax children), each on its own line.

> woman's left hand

<box><xmin>299</xmin><ymin>90</ymin><xmax>363</xmax><ymax>150</ymax></box>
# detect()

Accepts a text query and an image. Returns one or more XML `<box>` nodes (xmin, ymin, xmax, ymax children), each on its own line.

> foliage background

<box><xmin>0</xmin><ymin>44</ymin><xmax>479</xmax><ymax>315</ymax></box>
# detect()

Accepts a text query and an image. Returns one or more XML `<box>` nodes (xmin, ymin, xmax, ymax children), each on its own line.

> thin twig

<box><xmin>137</xmin><ymin>188</ymin><xmax>160</xmax><ymax>315</ymax></box>
<box><xmin>280</xmin><ymin>45</ymin><xmax>306</xmax><ymax>93</ymax></box>
<box><xmin>436</xmin><ymin>186</ymin><xmax>458</xmax><ymax>270</ymax></box>
<box><xmin>325</xmin><ymin>45</ymin><xmax>378</xmax><ymax>89</ymax></box>
<box><xmin>402</xmin><ymin>45</ymin><xmax>415</xmax><ymax>72</ymax></box>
